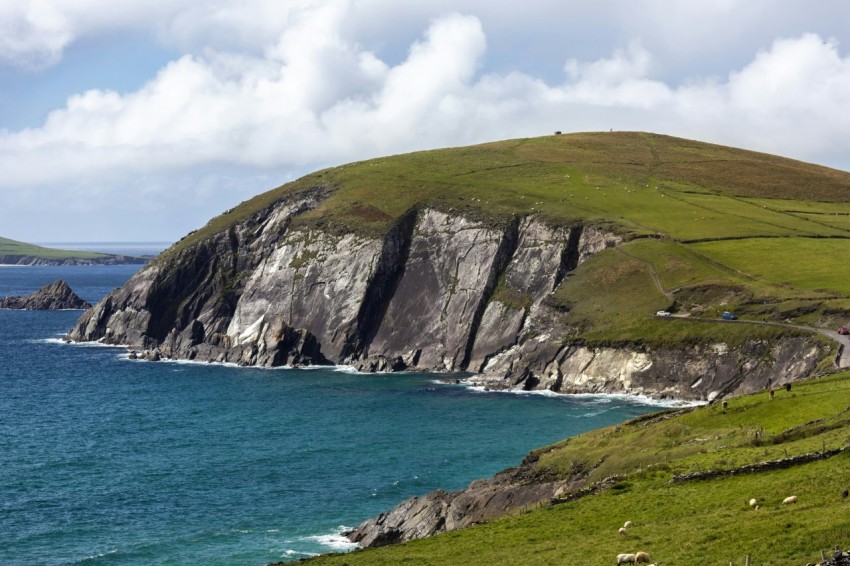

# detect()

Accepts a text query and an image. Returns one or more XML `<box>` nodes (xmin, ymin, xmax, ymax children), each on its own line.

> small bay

<box><xmin>1</xmin><ymin>261</ymin><xmax>668</xmax><ymax>565</ymax></box>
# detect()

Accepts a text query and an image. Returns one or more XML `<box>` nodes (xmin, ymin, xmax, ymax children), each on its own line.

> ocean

<box><xmin>0</xmin><ymin>258</ymin><xmax>675</xmax><ymax>565</ymax></box>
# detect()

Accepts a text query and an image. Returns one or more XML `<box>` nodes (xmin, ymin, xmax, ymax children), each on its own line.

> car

<box><xmin>655</xmin><ymin>310</ymin><xmax>672</xmax><ymax>317</ymax></box>
<box><xmin>722</xmin><ymin>311</ymin><xmax>737</xmax><ymax>320</ymax></box>
<box><xmin>839</xmin><ymin>326</ymin><xmax>849</xmax><ymax>335</ymax></box>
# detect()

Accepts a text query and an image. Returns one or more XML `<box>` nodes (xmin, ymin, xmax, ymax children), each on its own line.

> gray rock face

<box><xmin>345</xmin><ymin>453</ymin><xmax>570</xmax><ymax>548</ymax></box>
<box><xmin>66</xmin><ymin>186</ymin><xmax>827</xmax><ymax>399</ymax></box>
<box><xmin>1</xmin><ymin>280</ymin><xmax>91</xmax><ymax>310</ymax></box>
<box><xmin>362</xmin><ymin>209</ymin><xmax>514</xmax><ymax>371</ymax></box>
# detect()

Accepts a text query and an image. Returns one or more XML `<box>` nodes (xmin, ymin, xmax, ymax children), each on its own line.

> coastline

<box><xmin>58</xmin><ymin>336</ymin><xmax>704</xmax><ymax>405</ymax></box>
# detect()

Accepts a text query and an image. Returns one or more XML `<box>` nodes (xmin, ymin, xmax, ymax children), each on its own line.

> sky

<box><xmin>2</xmin><ymin>1</ymin><xmax>850</xmax><ymax>242</ymax></box>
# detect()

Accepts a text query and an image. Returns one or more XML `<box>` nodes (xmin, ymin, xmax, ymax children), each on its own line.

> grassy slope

<box><xmin>169</xmin><ymin>131</ymin><xmax>850</xmax><ymax>346</ymax></box>
<box><xmin>309</xmin><ymin>371</ymin><xmax>850</xmax><ymax>565</ymax></box>
<box><xmin>177</xmin><ymin>132</ymin><xmax>850</xmax><ymax>247</ymax></box>
<box><xmin>0</xmin><ymin>236</ymin><xmax>109</xmax><ymax>261</ymax></box>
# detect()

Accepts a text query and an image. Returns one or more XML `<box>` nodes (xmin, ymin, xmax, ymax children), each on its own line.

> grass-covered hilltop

<box><xmin>0</xmin><ymin>236</ymin><xmax>146</xmax><ymax>265</ymax></box>
<box><xmin>174</xmin><ymin>130</ymin><xmax>850</xmax><ymax>346</ymax></box>
<box><xmin>66</xmin><ymin>131</ymin><xmax>850</xmax><ymax>564</ymax></box>
<box><xmin>69</xmin><ymin>131</ymin><xmax>850</xmax><ymax>397</ymax></box>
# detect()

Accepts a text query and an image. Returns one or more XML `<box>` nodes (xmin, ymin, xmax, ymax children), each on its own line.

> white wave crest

<box><xmin>455</xmin><ymin>381</ymin><xmax>704</xmax><ymax>407</ymax></box>
<box><xmin>302</xmin><ymin>527</ymin><xmax>359</xmax><ymax>552</ymax></box>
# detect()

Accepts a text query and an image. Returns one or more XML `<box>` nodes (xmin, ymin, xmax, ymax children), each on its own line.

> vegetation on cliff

<box><xmin>167</xmin><ymin>131</ymin><xmax>850</xmax><ymax>348</ymax></box>
<box><xmin>308</xmin><ymin>370</ymin><xmax>850</xmax><ymax>565</ymax></box>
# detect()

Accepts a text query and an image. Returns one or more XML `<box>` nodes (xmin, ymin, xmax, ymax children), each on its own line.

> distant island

<box><xmin>0</xmin><ymin>236</ymin><xmax>148</xmax><ymax>266</ymax></box>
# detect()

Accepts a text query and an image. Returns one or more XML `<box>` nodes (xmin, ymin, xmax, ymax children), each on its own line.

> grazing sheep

<box><xmin>783</xmin><ymin>495</ymin><xmax>798</xmax><ymax>504</ymax></box>
<box><xmin>755</xmin><ymin>505</ymin><xmax>760</xmax><ymax>510</ymax></box>
<box><xmin>624</xmin><ymin>520</ymin><xmax>634</xmax><ymax>528</ymax></box>
<box><xmin>617</xmin><ymin>554</ymin><xmax>636</xmax><ymax>564</ymax></box>
<box><xmin>619</xmin><ymin>527</ymin><xmax>628</xmax><ymax>536</ymax></box>
<box><xmin>749</xmin><ymin>498</ymin><xmax>757</xmax><ymax>507</ymax></box>
<box><xmin>769</xmin><ymin>388</ymin><xmax>775</xmax><ymax>400</ymax></box>
<box><xmin>634</xmin><ymin>551</ymin><xmax>652</xmax><ymax>563</ymax></box>
<box><xmin>785</xmin><ymin>383</ymin><xmax>792</xmax><ymax>392</ymax></box>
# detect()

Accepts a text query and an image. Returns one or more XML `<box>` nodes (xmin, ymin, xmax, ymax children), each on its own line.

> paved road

<box><xmin>818</xmin><ymin>328</ymin><xmax>850</xmax><ymax>368</ymax></box>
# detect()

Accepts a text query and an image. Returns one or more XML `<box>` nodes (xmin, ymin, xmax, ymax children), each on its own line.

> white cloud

<box><xmin>0</xmin><ymin>1</ymin><xmax>73</xmax><ymax>69</ymax></box>
<box><xmin>3</xmin><ymin>9</ymin><xmax>850</xmax><ymax>187</ymax></box>
<box><xmin>3</xmin><ymin>1</ymin><xmax>850</xmax><ymax>240</ymax></box>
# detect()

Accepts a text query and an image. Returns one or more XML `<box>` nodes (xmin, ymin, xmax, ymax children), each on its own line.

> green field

<box><xmin>691</xmin><ymin>238</ymin><xmax>850</xmax><ymax>296</ymax></box>
<box><xmin>308</xmin><ymin>372</ymin><xmax>850</xmax><ymax>565</ymax></box>
<box><xmin>0</xmin><ymin>236</ymin><xmax>109</xmax><ymax>261</ymax></box>
<box><xmin>172</xmin><ymin>132</ymin><xmax>850</xmax><ymax>249</ymax></box>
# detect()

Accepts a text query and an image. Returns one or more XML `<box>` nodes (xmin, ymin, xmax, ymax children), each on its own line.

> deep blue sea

<box><xmin>0</xmin><ymin>259</ymin><xmax>675</xmax><ymax>565</ymax></box>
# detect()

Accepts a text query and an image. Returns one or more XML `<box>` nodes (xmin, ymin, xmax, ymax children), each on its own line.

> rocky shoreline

<box><xmin>65</xmin><ymin>188</ymin><xmax>829</xmax><ymax>402</ymax></box>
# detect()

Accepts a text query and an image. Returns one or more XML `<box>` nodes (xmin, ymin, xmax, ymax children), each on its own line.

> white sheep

<box><xmin>619</xmin><ymin>527</ymin><xmax>628</xmax><ymax>536</ymax></box>
<box><xmin>749</xmin><ymin>498</ymin><xmax>757</xmax><ymax>507</ymax></box>
<box><xmin>617</xmin><ymin>554</ymin><xmax>636</xmax><ymax>564</ymax></box>
<box><xmin>635</xmin><ymin>551</ymin><xmax>652</xmax><ymax>564</ymax></box>
<box><xmin>783</xmin><ymin>495</ymin><xmax>798</xmax><ymax>504</ymax></box>
<box><xmin>624</xmin><ymin>520</ymin><xmax>634</xmax><ymax>528</ymax></box>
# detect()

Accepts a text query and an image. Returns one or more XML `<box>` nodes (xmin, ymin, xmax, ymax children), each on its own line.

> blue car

<box><xmin>722</xmin><ymin>311</ymin><xmax>737</xmax><ymax>320</ymax></box>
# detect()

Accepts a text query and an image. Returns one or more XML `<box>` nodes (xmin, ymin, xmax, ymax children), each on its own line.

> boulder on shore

<box><xmin>0</xmin><ymin>279</ymin><xmax>91</xmax><ymax>310</ymax></box>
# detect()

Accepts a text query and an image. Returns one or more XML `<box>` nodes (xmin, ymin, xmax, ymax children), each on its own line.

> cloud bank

<box><xmin>2</xmin><ymin>1</ymin><xmax>850</xmax><ymax>240</ymax></box>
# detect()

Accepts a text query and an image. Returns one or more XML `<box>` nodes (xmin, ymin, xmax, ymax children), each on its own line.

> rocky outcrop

<box><xmin>470</xmin><ymin>333</ymin><xmax>823</xmax><ymax>401</ymax></box>
<box><xmin>345</xmin><ymin>452</ymin><xmax>573</xmax><ymax>547</ymax></box>
<box><xmin>1</xmin><ymin>279</ymin><xmax>91</xmax><ymax>310</ymax></box>
<box><xmin>66</xmin><ymin>185</ymin><xmax>827</xmax><ymax>398</ymax></box>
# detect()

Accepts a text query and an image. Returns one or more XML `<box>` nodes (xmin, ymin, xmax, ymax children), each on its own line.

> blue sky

<box><xmin>2</xmin><ymin>1</ymin><xmax>850</xmax><ymax>242</ymax></box>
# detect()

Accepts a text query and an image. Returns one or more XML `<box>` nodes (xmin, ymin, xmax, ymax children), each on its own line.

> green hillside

<box><xmin>0</xmin><ymin>236</ymin><xmax>109</xmax><ymax>261</ymax></box>
<box><xmin>176</xmin><ymin>131</ymin><xmax>850</xmax><ymax>347</ymax></box>
<box><xmin>309</xmin><ymin>371</ymin><xmax>850</xmax><ymax>565</ymax></box>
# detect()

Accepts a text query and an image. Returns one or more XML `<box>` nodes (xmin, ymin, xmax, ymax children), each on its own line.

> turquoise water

<box><xmin>1</xmin><ymin>265</ymin><xmax>669</xmax><ymax>565</ymax></box>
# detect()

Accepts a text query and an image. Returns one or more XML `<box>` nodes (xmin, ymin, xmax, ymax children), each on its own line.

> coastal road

<box><xmin>818</xmin><ymin>328</ymin><xmax>850</xmax><ymax>368</ymax></box>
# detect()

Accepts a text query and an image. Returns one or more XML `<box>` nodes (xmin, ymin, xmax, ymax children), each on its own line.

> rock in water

<box><xmin>0</xmin><ymin>279</ymin><xmax>91</xmax><ymax>310</ymax></box>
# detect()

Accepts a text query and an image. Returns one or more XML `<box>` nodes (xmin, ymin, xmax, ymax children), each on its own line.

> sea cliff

<box><xmin>67</xmin><ymin>184</ymin><xmax>826</xmax><ymax>401</ymax></box>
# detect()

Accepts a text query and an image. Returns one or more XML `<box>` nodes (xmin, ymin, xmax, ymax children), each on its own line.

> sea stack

<box><xmin>0</xmin><ymin>280</ymin><xmax>92</xmax><ymax>310</ymax></box>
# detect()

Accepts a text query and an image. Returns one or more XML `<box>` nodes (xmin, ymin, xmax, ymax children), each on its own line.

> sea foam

<box><xmin>451</xmin><ymin>381</ymin><xmax>704</xmax><ymax>407</ymax></box>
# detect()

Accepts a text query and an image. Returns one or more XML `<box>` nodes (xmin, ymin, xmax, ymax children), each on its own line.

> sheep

<box><xmin>769</xmin><ymin>388</ymin><xmax>775</xmax><ymax>400</ymax></box>
<box><xmin>749</xmin><ymin>498</ymin><xmax>758</xmax><ymax>507</ymax></box>
<box><xmin>635</xmin><ymin>551</ymin><xmax>652</xmax><ymax>564</ymax></box>
<box><xmin>624</xmin><ymin>520</ymin><xmax>634</xmax><ymax>528</ymax></box>
<box><xmin>619</xmin><ymin>527</ymin><xmax>628</xmax><ymax>536</ymax></box>
<box><xmin>783</xmin><ymin>495</ymin><xmax>798</xmax><ymax>504</ymax></box>
<box><xmin>617</xmin><ymin>554</ymin><xmax>636</xmax><ymax>564</ymax></box>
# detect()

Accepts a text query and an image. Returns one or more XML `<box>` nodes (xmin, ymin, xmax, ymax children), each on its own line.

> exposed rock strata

<box><xmin>1</xmin><ymin>279</ymin><xmax>91</xmax><ymax>310</ymax></box>
<box><xmin>67</xmin><ymin>186</ymin><xmax>826</xmax><ymax>399</ymax></box>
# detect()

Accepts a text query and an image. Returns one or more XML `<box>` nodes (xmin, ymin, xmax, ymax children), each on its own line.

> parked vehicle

<box><xmin>839</xmin><ymin>326</ymin><xmax>849</xmax><ymax>335</ymax></box>
<box><xmin>655</xmin><ymin>310</ymin><xmax>672</xmax><ymax>317</ymax></box>
<box><xmin>722</xmin><ymin>311</ymin><xmax>737</xmax><ymax>320</ymax></box>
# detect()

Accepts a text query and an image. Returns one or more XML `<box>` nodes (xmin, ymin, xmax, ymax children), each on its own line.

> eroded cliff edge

<box><xmin>67</xmin><ymin>185</ymin><xmax>826</xmax><ymax>401</ymax></box>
